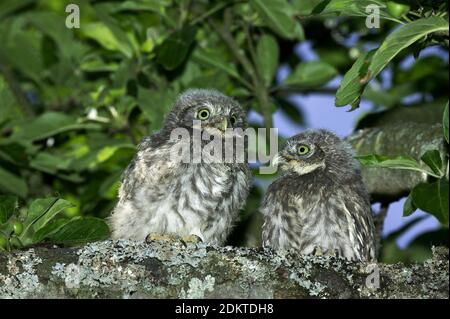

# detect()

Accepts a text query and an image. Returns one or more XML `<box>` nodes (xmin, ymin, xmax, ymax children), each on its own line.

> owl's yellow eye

<box><xmin>197</xmin><ymin>108</ymin><xmax>210</xmax><ymax>120</ymax></box>
<box><xmin>297</xmin><ymin>144</ymin><xmax>310</xmax><ymax>155</ymax></box>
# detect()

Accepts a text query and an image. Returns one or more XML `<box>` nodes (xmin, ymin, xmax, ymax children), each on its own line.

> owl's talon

<box><xmin>330</xmin><ymin>249</ymin><xmax>339</xmax><ymax>258</ymax></box>
<box><xmin>145</xmin><ymin>233</ymin><xmax>180</xmax><ymax>243</ymax></box>
<box><xmin>312</xmin><ymin>246</ymin><xmax>324</xmax><ymax>257</ymax></box>
<box><xmin>181</xmin><ymin>234</ymin><xmax>203</xmax><ymax>244</ymax></box>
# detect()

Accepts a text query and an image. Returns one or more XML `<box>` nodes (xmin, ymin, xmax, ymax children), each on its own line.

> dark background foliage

<box><xmin>0</xmin><ymin>0</ymin><xmax>448</xmax><ymax>262</ymax></box>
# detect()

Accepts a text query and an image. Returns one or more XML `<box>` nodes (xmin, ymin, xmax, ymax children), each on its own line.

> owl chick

<box><xmin>261</xmin><ymin>129</ymin><xmax>376</xmax><ymax>261</ymax></box>
<box><xmin>110</xmin><ymin>89</ymin><xmax>251</xmax><ymax>245</ymax></box>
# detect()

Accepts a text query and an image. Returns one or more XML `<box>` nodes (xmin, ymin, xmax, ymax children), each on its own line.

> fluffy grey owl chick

<box><xmin>110</xmin><ymin>89</ymin><xmax>251</xmax><ymax>245</ymax></box>
<box><xmin>261</xmin><ymin>129</ymin><xmax>376</xmax><ymax>261</ymax></box>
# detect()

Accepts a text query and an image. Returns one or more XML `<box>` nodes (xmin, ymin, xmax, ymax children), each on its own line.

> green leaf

<box><xmin>96</xmin><ymin>146</ymin><xmax>118</xmax><ymax>163</ymax></box>
<box><xmin>0</xmin><ymin>0</ymin><xmax>34</xmax><ymax>19</ymax></box>
<box><xmin>22</xmin><ymin>198</ymin><xmax>55</xmax><ymax>226</ymax></box>
<box><xmin>443</xmin><ymin>102</ymin><xmax>449</xmax><ymax>143</ymax></box>
<box><xmin>69</xmin><ymin>142</ymin><xmax>134</xmax><ymax>172</ymax></box>
<box><xmin>94</xmin><ymin>144</ymin><xmax>135</xmax><ymax>168</ymax></box>
<box><xmin>46</xmin><ymin>216</ymin><xmax>110</xmax><ymax>245</ymax></box>
<box><xmin>0</xmin><ymin>26</ymin><xmax>44</xmax><ymax>83</ymax></box>
<box><xmin>30</xmin><ymin>151</ymin><xmax>84</xmax><ymax>182</ymax></box>
<box><xmin>386</xmin><ymin>1</ymin><xmax>410</xmax><ymax>19</ymax></box>
<box><xmin>311</xmin><ymin>0</ymin><xmax>399</xmax><ymax>22</ymax></box>
<box><xmin>0</xmin><ymin>76</ymin><xmax>22</xmax><ymax>123</ymax></box>
<box><xmin>370</xmin><ymin>17</ymin><xmax>448</xmax><ymax>81</ymax></box>
<box><xmin>403</xmin><ymin>194</ymin><xmax>417</xmax><ymax>217</ymax></box>
<box><xmin>32</xmin><ymin>198</ymin><xmax>74</xmax><ymax>232</ymax></box>
<box><xmin>156</xmin><ymin>26</ymin><xmax>196</xmax><ymax>70</ymax></box>
<box><xmin>185</xmin><ymin>71</ymin><xmax>230</xmax><ymax>92</ymax></box>
<box><xmin>21</xmin><ymin>198</ymin><xmax>74</xmax><ymax>240</ymax></box>
<box><xmin>250</xmin><ymin>0</ymin><xmax>303</xmax><ymax>40</ymax></box>
<box><xmin>80</xmin><ymin>58</ymin><xmax>119</xmax><ymax>73</ymax></box>
<box><xmin>19</xmin><ymin>197</ymin><xmax>56</xmax><ymax>243</ymax></box>
<box><xmin>32</xmin><ymin>218</ymin><xmax>70</xmax><ymax>243</ymax></box>
<box><xmin>193</xmin><ymin>49</ymin><xmax>240</xmax><ymax>80</ymax></box>
<box><xmin>138</xmin><ymin>88</ymin><xmax>176</xmax><ymax>131</ymax></box>
<box><xmin>411</xmin><ymin>179</ymin><xmax>449</xmax><ymax>227</ymax></box>
<box><xmin>336</xmin><ymin>16</ymin><xmax>449</xmax><ymax>108</ymax></box>
<box><xmin>255</xmin><ymin>35</ymin><xmax>279</xmax><ymax>86</ymax></box>
<box><xmin>94</xmin><ymin>6</ymin><xmax>136</xmax><ymax>57</ymax></box>
<box><xmin>0</xmin><ymin>141</ymin><xmax>28</xmax><ymax>165</ymax></box>
<box><xmin>79</xmin><ymin>22</ymin><xmax>133</xmax><ymax>57</ymax></box>
<box><xmin>0</xmin><ymin>165</ymin><xmax>28</xmax><ymax>198</ymax></box>
<box><xmin>10</xmin><ymin>112</ymin><xmax>100</xmax><ymax>142</ymax></box>
<box><xmin>284</xmin><ymin>61</ymin><xmax>337</xmax><ymax>87</ymax></box>
<box><xmin>355</xmin><ymin>154</ymin><xmax>438</xmax><ymax>177</ymax></box>
<box><xmin>99</xmin><ymin>170</ymin><xmax>122</xmax><ymax>199</ymax></box>
<box><xmin>103</xmin><ymin>0</ymin><xmax>167</xmax><ymax>13</ymax></box>
<box><xmin>28</xmin><ymin>11</ymin><xmax>81</xmax><ymax>61</ymax></box>
<box><xmin>0</xmin><ymin>195</ymin><xmax>18</xmax><ymax>223</ymax></box>
<box><xmin>291</xmin><ymin>0</ymin><xmax>324</xmax><ymax>15</ymax></box>
<box><xmin>30</xmin><ymin>152</ymin><xmax>73</xmax><ymax>175</ymax></box>
<box><xmin>335</xmin><ymin>50</ymin><xmax>375</xmax><ymax>107</ymax></box>
<box><xmin>420</xmin><ymin>150</ymin><xmax>443</xmax><ymax>177</ymax></box>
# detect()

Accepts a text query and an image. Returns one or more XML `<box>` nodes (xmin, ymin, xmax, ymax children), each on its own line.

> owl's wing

<box><xmin>118</xmin><ymin>135</ymin><xmax>173</xmax><ymax>201</ymax></box>
<box><xmin>336</xmin><ymin>185</ymin><xmax>377</xmax><ymax>261</ymax></box>
<box><xmin>260</xmin><ymin>182</ymin><xmax>298</xmax><ymax>249</ymax></box>
<box><xmin>261</xmin><ymin>195</ymin><xmax>283</xmax><ymax>248</ymax></box>
<box><xmin>236</xmin><ymin>163</ymin><xmax>252</xmax><ymax>209</ymax></box>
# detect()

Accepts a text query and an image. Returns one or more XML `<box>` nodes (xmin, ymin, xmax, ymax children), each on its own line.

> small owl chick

<box><xmin>261</xmin><ymin>129</ymin><xmax>376</xmax><ymax>261</ymax></box>
<box><xmin>110</xmin><ymin>89</ymin><xmax>251</xmax><ymax>245</ymax></box>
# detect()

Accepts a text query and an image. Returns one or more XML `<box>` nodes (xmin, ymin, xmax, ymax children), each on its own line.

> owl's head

<box><xmin>164</xmin><ymin>89</ymin><xmax>246</xmax><ymax>136</ymax></box>
<box><xmin>276</xmin><ymin>129</ymin><xmax>359</xmax><ymax>178</ymax></box>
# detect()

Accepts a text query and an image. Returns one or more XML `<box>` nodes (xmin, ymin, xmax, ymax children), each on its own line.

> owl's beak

<box><xmin>214</xmin><ymin>118</ymin><xmax>228</xmax><ymax>131</ymax></box>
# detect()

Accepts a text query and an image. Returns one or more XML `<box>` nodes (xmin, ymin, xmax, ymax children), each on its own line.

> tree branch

<box><xmin>0</xmin><ymin>240</ymin><xmax>448</xmax><ymax>298</ymax></box>
<box><xmin>348</xmin><ymin>122</ymin><xmax>446</xmax><ymax>201</ymax></box>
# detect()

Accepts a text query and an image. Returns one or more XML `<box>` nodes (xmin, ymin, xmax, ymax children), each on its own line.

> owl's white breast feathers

<box><xmin>111</xmin><ymin>140</ymin><xmax>249</xmax><ymax>245</ymax></box>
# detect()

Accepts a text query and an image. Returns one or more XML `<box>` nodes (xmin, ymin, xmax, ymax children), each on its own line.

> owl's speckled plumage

<box><xmin>261</xmin><ymin>129</ymin><xmax>377</xmax><ymax>261</ymax></box>
<box><xmin>110</xmin><ymin>89</ymin><xmax>251</xmax><ymax>245</ymax></box>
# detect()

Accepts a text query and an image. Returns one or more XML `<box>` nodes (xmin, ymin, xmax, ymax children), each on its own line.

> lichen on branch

<box><xmin>0</xmin><ymin>240</ymin><xmax>448</xmax><ymax>299</ymax></box>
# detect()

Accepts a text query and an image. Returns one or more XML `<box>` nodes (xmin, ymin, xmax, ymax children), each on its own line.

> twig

<box><xmin>271</xmin><ymin>85</ymin><xmax>338</xmax><ymax>96</ymax></box>
<box><xmin>190</xmin><ymin>1</ymin><xmax>236</xmax><ymax>26</ymax></box>
<box><xmin>244</xmin><ymin>23</ymin><xmax>259</xmax><ymax>72</ymax></box>
<box><xmin>209</xmin><ymin>13</ymin><xmax>274</xmax><ymax>131</ymax></box>
<box><xmin>209</xmin><ymin>19</ymin><xmax>256</xmax><ymax>81</ymax></box>
<box><xmin>432</xmin><ymin>30</ymin><xmax>449</xmax><ymax>38</ymax></box>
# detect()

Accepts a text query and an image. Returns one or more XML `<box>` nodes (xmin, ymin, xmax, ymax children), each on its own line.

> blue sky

<box><xmin>248</xmin><ymin>41</ymin><xmax>444</xmax><ymax>249</ymax></box>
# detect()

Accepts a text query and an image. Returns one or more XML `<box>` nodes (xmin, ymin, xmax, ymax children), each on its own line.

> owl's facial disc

<box><xmin>279</xmin><ymin>142</ymin><xmax>325</xmax><ymax>175</ymax></box>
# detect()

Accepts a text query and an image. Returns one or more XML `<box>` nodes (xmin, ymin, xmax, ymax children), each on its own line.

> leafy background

<box><xmin>0</xmin><ymin>0</ymin><xmax>448</xmax><ymax>262</ymax></box>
